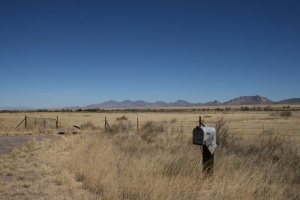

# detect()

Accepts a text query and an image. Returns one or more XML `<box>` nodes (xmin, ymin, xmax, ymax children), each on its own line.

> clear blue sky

<box><xmin>1</xmin><ymin>0</ymin><xmax>299</xmax><ymax>108</ymax></box>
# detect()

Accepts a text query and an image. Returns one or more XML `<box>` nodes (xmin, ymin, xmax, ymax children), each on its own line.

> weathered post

<box><xmin>25</xmin><ymin>115</ymin><xmax>27</xmax><ymax>128</ymax></box>
<box><xmin>202</xmin><ymin>145</ymin><xmax>214</xmax><ymax>174</ymax></box>
<box><xmin>56</xmin><ymin>116</ymin><xmax>58</xmax><ymax>129</ymax></box>
<box><xmin>105</xmin><ymin>116</ymin><xmax>107</xmax><ymax>132</ymax></box>
<box><xmin>180</xmin><ymin>121</ymin><xmax>183</xmax><ymax>145</ymax></box>
<box><xmin>199</xmin><ymin>116</ymin><xmax>201</xmax><ymax>126</ymax></box>
<box><xmin>199</xmin><ymin>116</ymin><xmax>204</xmax><ymax>126</ymax></box>
<box><xmin>137</xmin><ymin>117</ymin><xmax>139</xmax><ymax>134</ymax></box>
<box><xmin>35</xmin><ymin>118</ymin><xmax>37</xmax><ymax>128</ymax></box>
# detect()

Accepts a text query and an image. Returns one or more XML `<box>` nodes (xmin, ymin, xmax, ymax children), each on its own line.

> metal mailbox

<box><xmin>193</xmin><ymin>117</ymin><xmax>217</xmax><ymax>174</ymax></box>
<box><xmin>193</xmin><ymin>126</ymin><xmax>217</xmax><ymax>154</ymax></box>
<box><xmin>193</xmin><ymin>126</ymin><xmax>216</xmax><ymax>145</ymax></box>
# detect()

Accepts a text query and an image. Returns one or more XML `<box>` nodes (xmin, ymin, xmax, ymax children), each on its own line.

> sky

<box><xmin>0</xmin><ymin>0</ymin><xmax>300</xmax><ymax>108</ymax></box>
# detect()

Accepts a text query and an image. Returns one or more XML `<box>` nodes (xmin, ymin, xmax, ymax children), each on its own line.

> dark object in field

<box><xmin>74</xmin><ymin>125</ymin><xmax>81</xmax><ymax>129</ymax></box>
<box><xmin>117</xmin><ymin>116</ymin><xmax>128</xmax><ymax>121</ymax></box>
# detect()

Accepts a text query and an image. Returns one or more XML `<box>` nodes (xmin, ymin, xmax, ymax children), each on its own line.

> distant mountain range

<box><xmin>85</xmin><ymin>95</ymin><xmax>300</xmax><ymax>109</ymax></box>
<box><xmin>1</xmin><ymin>95</ymin><xmax>300</xmax><ymax>110</ymax></box>
<box><xmin>276</xmin><ymin>98</ymin><xmax>300</xmax><ymax>104</ymax></box>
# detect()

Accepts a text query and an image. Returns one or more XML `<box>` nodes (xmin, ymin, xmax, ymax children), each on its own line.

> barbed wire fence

<box><xmin>15</xmin><ymin>115</ymin><xmax>58</xmax><ymax>130</ymax></box>
<box><xmin>11</xmin><ymin>115</ymin><xmax>300</xmax><ymax>143</ymax></box>
<box><xmin>104</xmin><ymin>116</ymin><xmax>300</xmax><ymax>145</ymax></box>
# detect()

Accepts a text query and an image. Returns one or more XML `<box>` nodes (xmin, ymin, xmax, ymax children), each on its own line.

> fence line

<box><xmin>15</xmin><ymin>115</ymin><xmax>59</xmax><ymax>129</ymax></box>
<box><xmin>12</xmin><ymin>115</ymin><xmax>300</xmax><ymax>141</ymax></box>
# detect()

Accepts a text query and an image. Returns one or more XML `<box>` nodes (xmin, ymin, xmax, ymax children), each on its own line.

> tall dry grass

<box><xmin>66</xmin><ymin>119</ymin><xmax>300</xmax><ymax>199</ymax></box>
<box><xmin>1</xmin><ymin>111</ymin><xmax>300</xmax><ymax>199</ymax></box>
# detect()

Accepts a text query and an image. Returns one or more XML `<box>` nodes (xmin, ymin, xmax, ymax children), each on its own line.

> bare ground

<box><xmin>0</xmin><ymin>135</ymin><xmax>57</xmax><ymax>155</ymax></box>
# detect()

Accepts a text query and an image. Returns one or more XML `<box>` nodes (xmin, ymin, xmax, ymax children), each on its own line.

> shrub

<box><xmin>117</xmin><ymin>116</ymin><xmax>128</xmax><ymax>121</ymax></box>
<box><xmin>241</xmin><ymin>106</ymin><xmax>250</xmax><ymax>111</ymax></box>
<box><xmin>264</xmin><ymin>106</ymin><xmax>273</xmax><ymax>111</ymax></box>
<box><xmin>170</xmin><ymin>118</ymin><xmax>177</xmax><ymax>123</ymax></box>
<box><xmin>215</xmin><ymin>117</ymin><xmax>237</xmax><ymax>149</ymax></box>
<box><xmin>256</xmin><ymin>106</ymin><xmax>262</xmax><ymax>111</ymax></box>
<box><xmin>108</xmin><ymin>121</ymin><xmax>132</xmax><ymax>134</ymax></box>
<box><xmin>280</xmin><ymin>110</ymin><xmax>292</xmax><ymax>118</ymax></box>
<box><xmin>140</xmin><ymin>121</ymin><xmax>165</xmax><ymax>143</ymax></box>
<box><xmin>80</xmin><ymin>121</ymin><xmax>93</xmax><ymax>130</ymax></box>
<box><xmin>142</xmin><ymin>121</ymin><xmax>164</xmax><ymax>133</ymax></box>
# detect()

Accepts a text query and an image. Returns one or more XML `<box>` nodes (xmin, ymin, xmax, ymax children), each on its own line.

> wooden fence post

<box><xmin>35</xmin><ymin>118</ymin><xmax>37</xmax><ymax>128</ymax></box>
<box><xmin>199</xmin><ymin>116</ymin><xmax>205</xmax><ymax>126</ymax></box>
<box><xmin>56</xmin><ymin>116</ymin><xmax>58</xmax><ymax>129</ymax></box>
<box><xmin>25</xmin><ymin>115</ymin><xmax>27</xmax><ymax>128</ymax></box>
<box><xmin>202</xmin><ymin>145</ymin><xmax>214</xmax><ymax>175</ymax></box>
<box><xmin>106</xmin><ymin>117</ymin><xmax>110</xmax><ymax>131</ymax></box>
<box><xmin>199</xmin><ymin>116</ymin><xmax>201</xmax><ymax>126</ymax></box>
<box><xmin>105</xmin><ymin>116</ymin><xmax>107</xmax><ymax>132</ymax></box>
<box><xmin>137</xmin><ymin>117</ymin><xmax>139</xmax><ymax>134</ymax></box>
<box><xmin>180</xmin><ymin>121</ymin><xmax>183</xmax><ymax>145</ymax></box>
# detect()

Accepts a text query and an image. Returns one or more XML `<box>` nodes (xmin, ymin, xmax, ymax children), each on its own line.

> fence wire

<box><xmin>100</xmin><ymin>117</ymin><xmax>300</xmax><ymax>142</ymax></box>
<box><xmin>4</xmin><ymin>115</ymin><xmax>300</xmax><ymax>142</ymax></box>
<box><xmin>26</xmin><ymin>117</ymin><xmax>57</xmax><ymax>129</ymax></box>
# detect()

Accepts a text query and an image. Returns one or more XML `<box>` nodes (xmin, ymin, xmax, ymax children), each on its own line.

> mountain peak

<box><xmin>204</xmin><ymin>100</ymin><xmax>221</xmax><ymax>106</ymax></box>
<box><xmin>224</xmin><ymin>95</ymin><xmax>273</xmax><ymax>105</ymax></box>
<box><xmin>174</xmin><ymin>100</ymin><xmax>189</xmax><ymax>103</ymax></box>
<box><xmin>254</xmin><ymin>95</ymin><xmax>269</xmax><ymax>102</ymax></box>
<box><xmin>169</xmin><ymin>100</ymin><xmax>194</xmax><ymax>107</ymax></box>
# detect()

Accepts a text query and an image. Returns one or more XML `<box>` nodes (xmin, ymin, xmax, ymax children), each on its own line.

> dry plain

<box><xmin>0</xmin><ymin>107</ymin><xmax>299</xmax><ymax>199</ymax></box>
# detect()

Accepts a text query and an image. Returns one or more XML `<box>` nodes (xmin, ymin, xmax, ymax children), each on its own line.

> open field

<box><xmin>0</xmin><ymin>108</ymin><xmax>299</xmax><ymax>199</ymax></box>
<box><xmin>1</xmin><ymin>108</ymin><xmax>300</xmax><ymax>141</ymax></box>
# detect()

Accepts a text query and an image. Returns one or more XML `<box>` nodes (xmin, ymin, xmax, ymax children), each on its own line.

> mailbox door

<box><xmin>193</xmin><ymin>126</ymin><xmax>204</xmax><ymax>145</ymax></box>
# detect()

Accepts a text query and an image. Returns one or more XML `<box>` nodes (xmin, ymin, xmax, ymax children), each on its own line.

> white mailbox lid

<box><xmin>200</xmin><ymin>126</ymin><xmax>216</xmax><ymax>142</ymax></box>
<box><xmin>201</xmin><ymin>126</ymin><xmax>217</xmax><ymax>154</ymax></box>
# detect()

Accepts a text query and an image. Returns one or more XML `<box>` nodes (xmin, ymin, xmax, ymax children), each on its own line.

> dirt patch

<box><xmin>0</xmin><ymin>135</ymin><xmax>57</xmax><ymax>154</ymax></box>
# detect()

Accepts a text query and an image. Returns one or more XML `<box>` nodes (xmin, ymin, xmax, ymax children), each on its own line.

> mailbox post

<box><xmin>193</xmin><ymin>119</ymin><xmax>217</xmax><ymax>175</ymax></box>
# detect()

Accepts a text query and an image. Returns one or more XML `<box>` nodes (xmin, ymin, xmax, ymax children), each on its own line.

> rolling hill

<box><xmin>276</xmin><ymin>98</ymin><xmax>300</xmax><ymax>104</ymax></box>
<box><xmin>223</xmin><ymin>95</ymin><xmax>273</xmax><ymax>105</ymax></box>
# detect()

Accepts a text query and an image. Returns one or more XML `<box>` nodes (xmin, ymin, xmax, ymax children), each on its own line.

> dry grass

<box><xmin>0</xmin><ymin>135</ymin><xmax>99</xmax><ymax>199</ymax></box>
<box><xmin>65</xmin><ymin>125</ymin><xmax>299</xmax><ymax>199</ymax></box>
<box><xmin>2</xmin><ymin>110</ymin><xmax>300</xmax><ymax>142</ymax></box>
<box><xmin>0</xmin><ymin>110</ymin><xmax>299</xmax><ymax>199</ymax></box>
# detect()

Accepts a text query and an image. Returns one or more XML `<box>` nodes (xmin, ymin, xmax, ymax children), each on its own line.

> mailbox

<box><xmin>193</xmin><ymin>126</ymin><xmax>216</xmax><ymax>145</ymax></box>
<box><xmin>193</xmin><ymin>123</ymin><xmax>217</xmax><ymax>174</ymax></box>
<box><xmin>193</xmin><ymin>126</ymin><xmax>217</xmax><ymax>154</ymax></box>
